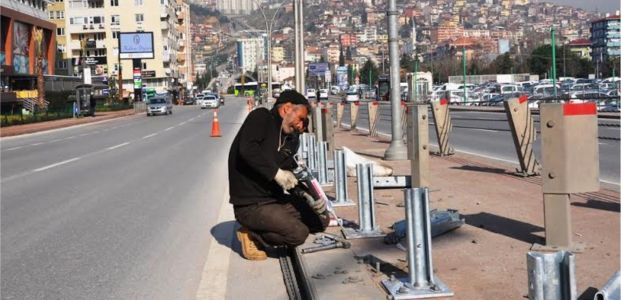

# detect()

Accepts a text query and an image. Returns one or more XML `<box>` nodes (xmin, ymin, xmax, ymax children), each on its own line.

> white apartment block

<box><xmin>60</xmin><ymin>0</ymin><xmax>190</xmax><ymax>95</ymax></box>
<box><xmin>216</xmin><ymin>0</ymin><xmax>259</xmax><ymax>15</ymax></box>
<box><xmin>236</xmin><ymin>37</ymin><xmax>265</xmax><ymax>73</ymax></box>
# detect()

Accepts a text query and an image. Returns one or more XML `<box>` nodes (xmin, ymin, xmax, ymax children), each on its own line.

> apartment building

<box><xmin>236</xmin><ymin>37</ymin><xmax>264</xmax><ymax>73</ymax></box>
<box><xmin>591</xmin><ymin>13</ymin><xmax>621</xmax><ymax>69</ymax></box>
<box><xmin>58</xmin><ymin>0</ymin><xmax>189</xmax><ymax>96</ymax></box>
<box><xmin>216</xmin><ymin>0</ymin><xmax>258</xmax><ymax>15</ymax></box>
<box><xmin>1</xmin><ymin>0</ymin><xmax>56</xmax><ymax>91</ymax></box>
<box><xmin>48</xmin><ymin>0</ymin><xmax>69</xmax><ymax>75</ymax></box>
<box><xmin>176</xmin><ymin>0</ymin><xmax>192</xmax><ymax>89</ymax></box>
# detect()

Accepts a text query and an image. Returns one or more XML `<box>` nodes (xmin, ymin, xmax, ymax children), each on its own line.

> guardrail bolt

<box><xmin>546</xmin><ymin>120</ymin><xmax>555</xmax><ymax>128</ymax></box>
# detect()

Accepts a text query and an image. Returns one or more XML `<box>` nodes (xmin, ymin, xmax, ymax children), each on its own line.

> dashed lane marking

<box><xmin>106</xmin><ymin>142</ymin><xmax>130</xmax><ymax>150</ymax></box>
<box><xmin>33</xmin><ymin>157</ymin><xmax>81</xmax><ymax>172</ymax></box>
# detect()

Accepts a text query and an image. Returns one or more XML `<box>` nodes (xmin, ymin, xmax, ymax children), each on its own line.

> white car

<box><xmin>344</xmin><ymin>90</ymin><xmax>360</xmax><ymax>102</ymax></box>
<box><xmin>200</xmin><ymin>95</ymin><xmax>220</xmax><ymax>109</ymax></box>
<box><xmin>306</xmin><ymin>88</ymin><xmax>317</xmax><ymax>99</ymax></box>
<box><xmin>319</xmin><ymin>89</ymin><xmax>329</xmax><ymax>100</ymax></box>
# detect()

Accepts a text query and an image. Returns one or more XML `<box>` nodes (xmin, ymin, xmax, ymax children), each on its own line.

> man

<box><xmin>228</xmin><ymin>90</ymin><xmax>328</xmax><ymax>260</ymax></box>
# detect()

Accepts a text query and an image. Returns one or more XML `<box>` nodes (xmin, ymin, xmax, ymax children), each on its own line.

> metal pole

<box><xmin>308</xmin><ymin>134</ymin><xmax>316</xmax><ymax>172</ymax></box>
<box><xmin>333</xmin><ymin>149</ymin><xmax>354</xmax><ymax>206</ymax></box>
<box><xmin>294</xmin><ymin>0</ymin><xmax>305</xmax><ymax>93</ymax></box>
<box><xmin>551</xmin><ymin>27</ymin><xmax>557</xmax><ymax>98</ymax></box>
<box><xmin>318</xmin><ymin>141</ymin><xmax>328</xmax><ymax>184</ymax></box>
<box><xmin>462</xmin><ymin>47</ymin><xmax>467</xmax><ymax>104</ymax></box>
<box><xmin>357</xmin><ymin>163</ymin><xmax>373</xmax><ymax>232</ymax></box>
<box><xmin>383</xmin><ymin>0</ymin><xmax>407</xmax><ymax>161</ymax></box>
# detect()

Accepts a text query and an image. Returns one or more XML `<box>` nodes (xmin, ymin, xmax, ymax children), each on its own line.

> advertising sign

<box><xmin>133</xmin><ymin>68</ymin><xmax>142</xmax><ymax>89</ymax></box>
<box><xmin>119</xmin><ymin>32</ymin><xmax>154</xmax><ymax>59</ymax></box>
<box><xmin>308</xmin><ymin>63</ymin><xmax>329</xmax><ymax>77</ymax></box>
<box><xmin>336</xmin><ymin>66</ymin><xmax>348</xmax><ymax>90</ymax></box>
<box><xmin>141</xmin><ymin>70</ymin><xmax>156</xmax><ymax>78</ymax></box>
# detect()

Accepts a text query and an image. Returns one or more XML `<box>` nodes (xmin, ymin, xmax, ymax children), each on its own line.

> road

<box><xmin>337</xmin><ymin>101</ymin><xmax>620</xmax><ymax>187</ymax></box>
<box><xmin>1</xmin><ymin>101</ymin><xmax>247</xmax><ymax>299</ymax></box>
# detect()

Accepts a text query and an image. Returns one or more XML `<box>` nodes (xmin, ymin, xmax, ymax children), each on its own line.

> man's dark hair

<box><xmin>273</xmin><ymin>90</ymin><xmax>311</xmax><ymax>112</ymax></box>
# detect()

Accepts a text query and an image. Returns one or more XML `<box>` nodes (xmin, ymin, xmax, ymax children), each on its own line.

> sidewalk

<box><xmin>297</xmin><ymin>126</ymin><xmax>620</xmax><ymax>299</ymax></box>
<box><xmin>0</xmin><ymin>109</ymin><xmax>138</xmax><ymax>138</ymax></box>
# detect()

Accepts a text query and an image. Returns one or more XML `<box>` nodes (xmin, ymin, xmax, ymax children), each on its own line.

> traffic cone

<box><xmin>211</xmin><ymin>109</ymin><xmax>222</xmax><ymax>137</ymax></box>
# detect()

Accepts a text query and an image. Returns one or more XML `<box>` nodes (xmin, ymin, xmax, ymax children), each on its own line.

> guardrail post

<box><xmin>332</xmin><ymin>149</ymin><xmax>355</xmax><ymax>206</ymax></box>
<box><xmin>401</xmin><ymin>101</ymin><xmax>408</xmax><ymax>140</ymax></box>
<box><xmin>321</xmin><ymin>103</ymin><xmax>335</xmax><ymax>156</ymax></box>
<box><xmin>368</xmin><ymin>101</ymin><xmax>380</xmax><ymax>137</ymax></box>
<box><xmin>308</xmin><ymin>134</ymin><xmax>317</xmax><ymax>173</ymax></box>
<box><xmin>407</xmin><ymin>104</ymin><xmax>430</xmax><ymax>188</ymax></box>
<box><xmin>526</xmin><ymin>251</ymin><xmax>576</xmax><ymax>300</ymax></box>
<box><xmin>350</xmin><ymin>101</ymin><xmax>359</xmax><ymax>130</ymax></box>
<box><xmin>381</xmin><ymin>188</ymin><xmax>453</xmax><ymax>299</ymax></box>
<box><xmin>532</xmin><ymin>103</ymin><xmax>599</xmax><ymax>252</ymax></box>
<box><xmin>504</xmin><ymin>95</ymin><xmax>541</xmax><ymax>176</ymax></box>
<box><xmin>314</xmin><ymin>106</ymin><xmax>324</xmax><ymax>142</ymax></box>
<box><xmin>342</xmin><ymin>163</ymin><xmax>384</xmax><ymax>239</ymax></box>
<box><xmin>336</xmin><ymin>101</ymin><xmax>345</xmax><ymax>128</ymax></box>
<box><xmin>431</xmin><ymin>99</ymin><xmax>455</xmax><ymax>156</ymax></box>
<box><xmin>317</xmin><ymin>141</ymin><xmax>330</xmax><ymax>185</ymax></box>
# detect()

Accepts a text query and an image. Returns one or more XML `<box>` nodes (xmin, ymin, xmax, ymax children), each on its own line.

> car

<box><xmin>201</xmin><ymin>95</ymin><xmax>220</xmax><ymax>109</ymax></box>
<box><xmin>195</xmin><ymin>94</ymin><xmax>205</xmax><ymax>106</ymax></box>
<box><xmin>147</xmin><ymin>96</ymin><xmax>173</xmax><ymax>116</ymax></box>
<box><xmin>344</xmin><ymin>90</ymin><xmax>360</xmax><ymax>102</ymax></box>
<box><xmin>183</xmin><ymin>97</ymin><xmax>195</xmax><ymax>105</ymax></box>
<box><xmin>319</xmin><ymin>89</ymin><xmax>329</xmax><ymax>100</ymax></box>
<box><xmin>306</xmin><ymin>88</ymin><xmax>317</xmax><ymax>99</ymax></box>
<box><xmin>330</xmin><ymin>86</ymin><xmax>340</xmax><ymax>95</ymax></box>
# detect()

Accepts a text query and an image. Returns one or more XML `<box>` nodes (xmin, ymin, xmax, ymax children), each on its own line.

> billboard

<box><xmin>336</xmin><ymin>66</ymin><xmax>348</xmax><ymax>90</ymax></box>
<box><xmin>308</xmin><ymin>63</ymin><xmax>329</xmax><ymax>77</ymax></box>
<box><xmin>119</xmin><ymin>32</ymin><xmax>154</xmax><ymax>59</ymax></box>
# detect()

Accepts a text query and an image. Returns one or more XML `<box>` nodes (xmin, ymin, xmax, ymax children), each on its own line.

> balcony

<box><xmin>73</xmin><ymin>23</ymin><xmax>105</xmax><ymax>33</ymax></box>
<box><xmin>178</xmin><ymin>40</ymin><xmax>185</xmax><ymax>48</ymax></box>
<box><xmin>176</xmin><ymin>11</ymin><xmax>185</xmax><ymax>21</ymax></box>
<box><xmin>162</xmin><ymin>51</ymin><xmax>170</xmax><ymax>63</ymax></box>
<box><xmin>161</xmin><ymin>21</ymin><xmax>169</xmax><ymax>31</ymax></box>
<box><xmin>177</xmin><ymin>53</ymin><xmax>185</xmax><ymax>63</ymax></box>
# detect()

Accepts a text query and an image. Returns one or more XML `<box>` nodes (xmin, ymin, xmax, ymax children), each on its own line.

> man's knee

<box><xmin>286</xmin><ymin>224</ymin><xmax>310</xmax><ymax>246</ymax></box>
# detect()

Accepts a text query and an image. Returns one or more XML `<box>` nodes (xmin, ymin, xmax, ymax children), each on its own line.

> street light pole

<box><xmin>383</xmin><ymin>0</ymin><xmax>407</xmax><ymax>160</ymax></box>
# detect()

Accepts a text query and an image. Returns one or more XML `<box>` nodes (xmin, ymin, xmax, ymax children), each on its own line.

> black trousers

<box><xmin>234</xmin><ymin>196</ymin><xmax>328</xmax><ymax>247</ymax></box>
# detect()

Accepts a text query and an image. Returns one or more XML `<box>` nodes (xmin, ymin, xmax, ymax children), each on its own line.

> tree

<box><xmin>488</xmin><ymin>53</ymin><xmax>514</xmax><ymax>74</ymax></box>
<box><xmin>400</xmin><ymin>54</ymin><xmax>414</xmax><ymax>72</ymax></box>
<box><xmin>360</xmin><ymin>59</ymin><xmax>379</xmax><ymax>87</ymax></box>
<box><xmin>528</xmin><ymin>45</ymin><xmax>562</xmax><ymax>78</ymax></box>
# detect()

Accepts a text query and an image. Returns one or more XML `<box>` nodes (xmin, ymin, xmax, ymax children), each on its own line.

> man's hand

<box><xmin>274</xmin><ymin>169</ymin><xmax>298</xmax><ymax>190</ymax></box>
<box><xmin>301</xmin><ymin>191</ymin><xmax>326</xmax><ymax>214</ymax></box>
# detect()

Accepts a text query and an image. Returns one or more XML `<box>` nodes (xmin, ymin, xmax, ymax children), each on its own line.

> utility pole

<box><xmin>383</xmin><ymin>0</ymin><xmax>407</xmax><ymax>161</ymax></box>
<box><xmin>551</xmin><ymin>26</ymin><xmax>557</xmax><ymax>98</ymax></box>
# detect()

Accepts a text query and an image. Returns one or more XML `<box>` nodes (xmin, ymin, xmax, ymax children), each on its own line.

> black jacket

<box><xmin>228</xmin><ymin>107</ymin><xmax>300</xmax><ymax>206</ymax></box>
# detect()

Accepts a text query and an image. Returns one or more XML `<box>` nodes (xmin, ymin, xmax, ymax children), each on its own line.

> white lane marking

<box><xmin>470</xmin><ymin>128</ymin><xmax>501</xmax><ymax>133</ymax></box>
<box><xmin>62</xmin><ymin>136</ymin><xmax>76</xmax><ymax>140</ymax></box>
<box><xmin>6</xmin><ymin>146</ymin><xmax>24</xmax><ymax>151</ymax></box>
<box><xmin>49</xmin><ymin>139</ymin><xmax>63</xmax><ymax>143</ymax></box>
<box><xmin>106</xmin><ymin>142</ymin><xmax>130</xmax><ymax>150</ymax></box>
<box><xmin>196</xmin><ymin>186</ymin><xmax>233</xmax><ymax>300</ymax></box>
<box><xmin>33</xmin><ymin>157</ymin><xmax>81</xmax><ymax>172</ymax></box>
<box><xmin>30</xmin><ymin>142</ymin><xmax>43</xmax><ymax>146</ymax></box>
<box><xmin>142</xmin><ymin>133</ymin><xmax>158</xmax><ymax>139</ymax></box>
<box><xmin>164</xmin><ymin>126</ymin><xmax>174</xmax><ymax>131</ymax></box>
<box><xmin>598</xmin><ymin>142</ymin><xmax>607</xmax><ymax>145</ymax></box>
<box><xmin>179</xmin><ymin>121</ymin><xmax>187</xmax><ymax>126</ymax></box>
<box><xmin>601</xmin><ymin>179</ymin><xmax>621</xmax><ymax>187</ymax></box>
<box><xmin>79</xmin><ymin>133</ymin><xmax>89</xmax><ymax>137</ymax></box>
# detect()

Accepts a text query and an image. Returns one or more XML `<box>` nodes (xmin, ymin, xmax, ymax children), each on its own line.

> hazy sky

<box><xmin>546</xmin><ymin>0</ymin><xmax>620</xmax><ymax>13</ymax></box>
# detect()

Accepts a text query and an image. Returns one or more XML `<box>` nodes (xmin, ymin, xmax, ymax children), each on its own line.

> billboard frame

<box><xmin>118</xmin><ymin>32</ymin><xmax>154</xmax><ymax>60</ymax></box>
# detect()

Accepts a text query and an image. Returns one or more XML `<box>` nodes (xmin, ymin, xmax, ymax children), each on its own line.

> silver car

<box><xmin>147</xmin><ymin>96</ymin><xmax>173</xmax><ymax>116</ymax></box>
<box><xmin>200</xmin><ymin>95</ymin><xmax>220</xmax><ymax>109</ymax></box>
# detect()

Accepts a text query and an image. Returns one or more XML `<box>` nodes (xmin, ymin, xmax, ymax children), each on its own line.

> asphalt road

<box><xmin>1</xmin><ymin>100</ymin><xmax>248</xmax><ymax>299</ymax></box>
<box><xmin>337</xmin><ymin>102</ymin><xmax>620</xmax><ymax>187</ymax></box>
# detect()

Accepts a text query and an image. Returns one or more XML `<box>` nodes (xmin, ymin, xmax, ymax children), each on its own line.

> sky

<box><xmin>546</xmin><ymin>0</ymin><xmax>620</xmax><ymax>13</ymax></box>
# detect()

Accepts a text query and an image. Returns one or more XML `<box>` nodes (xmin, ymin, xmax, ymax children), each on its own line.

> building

<box><xmin>176</xmin><ymin>0</ymin><xmax>192</xmax><ymax>89</ymax></box>
<box><xmin>1</xmin><ymin>0</ymin><xmax>56</xmax><ymax>97</ymax></box>
<box><xmin>567</xmin><ymin>38</ymin><xmax>591</xmax><ymax>59</ymax></box>
<box><xmin>57</xmin><ymin>0</ymin><xmax>189</xmax><ymax>97</ymax></box>
<box><xmin>216</xmin><ymin>0</ymin><xmax>258</xmax><ymax>15</ymax></box>
<box><xmin>591</xmin><ymin>13</ymin><xmax>621</xmax><ymax>70</ymax></box>
<box><xmin>271</xmin><ymin>46</ymin><xmax>284</xmax><ymax>63</ymax></box>
<box><xmin>236</xmin><ymin>37</ymin><xmax>264</xmax><ymax>73</ymax></box>
<box><xmin>48</xmin><ymin>0</ymin><xmax>69</xmax><ymax>75</ymax></box>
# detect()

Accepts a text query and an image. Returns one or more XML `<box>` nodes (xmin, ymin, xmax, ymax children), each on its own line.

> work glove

<box><xmin>274</xmin><ymin>168</ymin><xmax>298</xmax><ymax>190</ymax></box>
<box><xmin>301</xmin><ymin>191</ymin><xmax>327</xmax><ymax>215</ymax></box>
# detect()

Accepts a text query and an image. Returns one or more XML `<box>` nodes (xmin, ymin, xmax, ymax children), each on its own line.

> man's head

<box><xmin>274</xmin><ymin>90</ymin><xmax>311</xmax><ymax>134</ymax></box>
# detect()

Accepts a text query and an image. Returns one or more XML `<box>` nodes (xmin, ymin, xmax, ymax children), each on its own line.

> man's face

<box><xmin>281</xmin><ymin>103</ymin><xmax>308</xmax><ymax>134</ymax></box>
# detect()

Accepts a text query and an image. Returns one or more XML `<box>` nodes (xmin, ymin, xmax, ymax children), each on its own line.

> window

<box><xmin>135</xmin><ymin>14</ymin><xmax>144</xmax><ymax>22</ymax></box>
<box><xmin>134</xmin><ymin>0</ymin><xmax>143</xmax><ymax>5</ymax></box>
<box><xmin>112</xmin><ymin>31</ymin><xmax>120</xmax><ymax>39</ymax></box>
<box><xmin>49</xmin><ymin>11</ymin><xmax>55</xmax><ymax>19</ymax></box>
<box><xmin>57</xmin><ymin>60</ymin><xmax>68</xmax><ymax>69</ymax></box>
<box><xmin>111</xmin><ymin>14</ymin><xmax>120</xmax><ymax>25</ymax></box>
<box><xmin>142</xmin><ymin>62</ymin><xmax>147</xmax><ymax>69</ymax></box>
<box><xmin>56</xmin><ymin>27</ymin><xmax>64</xmax><ymax>35</ymax></box>
<box><xmin>58</xmin><ymin>11</ymin><xmax>64</xmax><ymax>19</ymax></box>
<box><xmin>110</xmin><ymin>0</ymin><xmax>118</xmax><ymax>6</ymax></box>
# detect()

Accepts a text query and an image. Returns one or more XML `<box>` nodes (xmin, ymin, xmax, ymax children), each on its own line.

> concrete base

<box><xmin>342</xmin><ymin>227</ymin><xmax>385</xmax><ymax>239</ymax></box>
<box><xmin>381</xmin><ymin>276</ymin><xmax>454</xmax><ymax>299</ymax></box>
